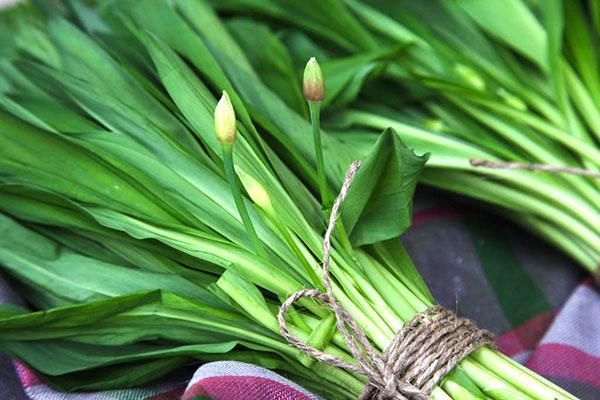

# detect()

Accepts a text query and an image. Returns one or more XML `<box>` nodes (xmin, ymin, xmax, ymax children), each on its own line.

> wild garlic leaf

<box><xmin>341</xmin><ymin>128</ymin><xmax>428</xmax><ymax>246</ymax></box>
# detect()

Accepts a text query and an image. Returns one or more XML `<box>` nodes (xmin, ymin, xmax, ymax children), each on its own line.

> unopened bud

<box><xmin>214</xmin><ymin>91</ymin><xmax>237</xmax><ymax>144</ymax></box>
<box><xmin>454</xmin><ymin>63</ymin><xmax>485</xmax><ymax>91</ymax></box>
<box><xmin>303</xmin><ymin>57</ymin><xmax>325</xmax><ymax>102</ymax></box>
<box><xmin>236</xmin><ymin>168</ymin><xmax>273</xmax><ymax>212</ymax></box>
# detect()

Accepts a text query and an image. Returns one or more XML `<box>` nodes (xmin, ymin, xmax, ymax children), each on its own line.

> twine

<box><xmin>470</xmin><ymin>158</ymin><xmax>600</xmax><ymax>178</ymax></box>
<box><xmin>278</xmin><ymin>161</ymin><xmax>495</xmax><ymax>399</ymax></box>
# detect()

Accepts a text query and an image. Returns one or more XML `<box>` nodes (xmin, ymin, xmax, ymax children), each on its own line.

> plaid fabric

<box><xmin>181</xmin><ymin>361</ymin><xmax>320</xmax><ymax>400</ymax></box>
<box><xmin>1</xmin><ymin>187</ymin><xmax>599</xmax><ymax>400</ymax></box>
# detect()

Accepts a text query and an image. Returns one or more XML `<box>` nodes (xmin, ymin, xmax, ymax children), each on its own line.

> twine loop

<box><xmin>278</xmin><ymin>161</ymin><xmax>495</xmax><ymax>399</ymax></box>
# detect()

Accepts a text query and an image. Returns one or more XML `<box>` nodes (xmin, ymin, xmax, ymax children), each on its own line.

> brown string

<box><xmin>278</xmin><ymin>161</ymin><xmax>495</xmax><ymax>399</ymax></box>
<box><xmin>470</xmin><ymin>158</ymin><xmax>600</xmax><ymax>178</ymax></box>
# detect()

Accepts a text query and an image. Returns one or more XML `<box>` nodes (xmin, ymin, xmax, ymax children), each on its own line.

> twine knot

<box><xmin>278</xmin><ymin>161</ymin><xmax>495</xmax><ymax>399</ymax></box>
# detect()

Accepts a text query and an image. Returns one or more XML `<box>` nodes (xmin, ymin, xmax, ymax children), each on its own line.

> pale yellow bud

<box><xmin>454</xmin><ymin>63</ymin><xmax>485</xmax><ymax>91</ymax></box>
<box><xmin>303</xmin><ymin>57</ymin><xmax>325</xmax><ymax>102</ymax></box>
<box><xmin>236</xmin><ymin>168</ymin><xmax>273</xmax><ymax>212</ymax></box>
<box><xmin>214</xmin><ymin>91</ymin><xmax>237</xmax><ymax>144</ymax></box>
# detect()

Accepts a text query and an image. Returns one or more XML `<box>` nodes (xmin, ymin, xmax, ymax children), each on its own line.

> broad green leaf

<box><xmin>0</xmin><ymin>183</ymin><xmax>218</xmax><ymax>278</ymax></box>
<box><xmin>341</xmin><ymin>129</ymin><xmax>428</xmax><ymax>245</ymax></box>
<box><xmin>117</xmin><ymin>0</ymin><xmax>265</xmax><ymax>156</ymax></box>
<box><xmin>0</xmin><ymin>304</ymin><xmax>29</xmax><ymax>317</ymax></box>
<box><xmin>86</xmin><ymin>208</ymin><xmax>305</xmax><ymax>297</ymax></box>
<box><xmin>0</xmin><ymin>291</ymin><xmax>161</xmax><ymax>330</ymax></box>
<box><xmin>46</xmin><ymin>17</ymin><xmax>202</xmax><ymax>157</ymax></box>
<box><xmin>139</xmin><ymin>30</ymin><xmax>220</xmax><ymax>156</ymax></box>
<box><xmin>9</xmin><ymin>94</ymin><xmax>100</xmax><ymax>132</ymax></box>
<box><xmin>0</xmin><ymin>93</ymin><xmax>57</xmax><ymax>132</ymax></box>
<box><xmin>0</xmin><ymin>214</ymin><xmax>213</xmax><ymax>306</ymax></box>
<box><xmin>178</xmin><ymin>0</ymin><xmax>360</xmax><ymax>191</ymax></box>
<box><xmin>0</xmin><ymin>110</ymin><xmax>175</xmax><ymax>223</ymax></box>
<box><xmin>43</xmin><ymin>356</ymin><xmax>189</xmax><ymax>391</ymax></box>
<box><xmin>456</xmin><ymin>0</ymin><xmax>547</xmax><ymax>70</ymax></box>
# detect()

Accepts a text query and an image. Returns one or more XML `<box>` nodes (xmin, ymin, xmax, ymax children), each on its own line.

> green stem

<box><xmin>222</xmin><ymin>144</ymin><xmax>265</xmax><ymax>258</ymax></box>
<box><xmin>513</xmin><ymin>215</ymin><xmax>599</xmax><ymax>271</ymax></box>
<box><xmin>472</xmin><ymin>348</ymin><xmax>578</xmax><ymax>400</ymax></box>
<box><xmin>335</xmin><ymin>241</ymin><xmax>578</xmax><ymax>399</ymax></box>
<box><xmin>470</xmin><ymin>98</ymin><xmax>600</xmax><ymax>168</ymax></box>
<box><xmin>309</xmin><ymin>101</ymin><xmax>330</xmax><ymax>207</ymax></box>
<box><xmin>272</xmin><ymin>217</ymin><xmax>322</xmax><ymax>288</ymax></box>
<box><xmin>420</xmin><ymin>170</ymin><xmax>600</xmax><ymax>274</ymax></box>
<box><xmin>333</xmin><ymin>221</ymin><xmax>356</xmax><ymax>256</ymax></box>
<box><xmin>309</xmin><ymin>101</ymin><xmax>355</xmax><ymax>255</ymax></box>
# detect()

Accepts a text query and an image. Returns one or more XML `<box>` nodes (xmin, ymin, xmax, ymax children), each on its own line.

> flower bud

<box><xmin>214</xmin><ymin>91</ymin><xmax>237</xmax><ymax>144</ymax></box>
<box><xmin>236</xmin><ymin>168</ymin><xmax>273</xmax><ymax>212</ymax></box>
<box><xmin>303</xmin><ymin>57</ymin><xmax>325</xmax><ymax>102</ymax></box>
<box><xmin>454</xmin><ymin>63</ymin><xmax>485</xmax><ymax>91</ymax></box>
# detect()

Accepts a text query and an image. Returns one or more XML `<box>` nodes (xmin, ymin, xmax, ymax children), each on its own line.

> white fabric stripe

<box><xmin>512</xmin><ymin>351</ymin><xmax>531</xmax><ymax>365</ymax></box>
<box><xmin>24</xmin><ymin>376</ymin><xmax>182</xmax><ymax>400</ymax></box>
<box><xmin>538</xmin><ymin>283</ymin><xmax>600</xmax><ymax>357</ymax></box>
<box><xmin>25</xmin><ymin>385</ymin><xmax>118</xmax><ymax>400</ymax></box>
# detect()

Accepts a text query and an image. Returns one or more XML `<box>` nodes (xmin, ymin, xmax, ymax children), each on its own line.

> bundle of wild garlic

<box><xmin>0</xmin><ymin>1</ymin><xmax>578</xmax><ymax>399</ymax></box>
<box><xmin>214</xmin><ymin>0</ymin><xmax>600</xmax><ymax>280</ymax></box>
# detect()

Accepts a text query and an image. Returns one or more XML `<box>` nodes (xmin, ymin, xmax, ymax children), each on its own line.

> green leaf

<box><xmin>44</xmin><ymin>355</ymin><xmax>189</xmax><ymax>391</ymax></box>
<box><xmin>0</xmin><ymin>291</ymin><xmax>161</xmax><ymax>330</ymax></box>
<box><xmin>46</xmin><ymin>17</ymin><xmax>202</xmax><ymax>156</ymax></box>
<box><xmin>216</xmin><ymin>270</ymin><xmax>278</xmax><ymax>332</ymax></box>
<box><xmin>8</xmin><ymin>94</ymin><xmax>100</xmax><ymax>132</ymax></box>
<box><xmin>322</xmin><ymin>47</ymin><xmax>406</xmax><ymax>109</ymax></box>
<box><xmin>86</xmin><ymin>208</ymin><xmax>304</xmax><ymax>297</ymax></box>
<box><xmin>456</xmin><ymin>0</ymin><xmax>547</xmax><ymax>70</ymax></box>
<box><xmin>341</xmin><ymin>128</ymin><xmax>428</xmax><ymax>246</ymax></box>
<box><xmin>118</xmin><ymin>0</ymin><xmax>265</xmax><ymax>157</ymax></box>
<box><xmin>212</xmin><ymin>0</ymin><xmax>377</xmax><ymax>52</ymax></box>
<box><xmin>0</xmin><ymin>110</ymin><xmax>176</xmax><ymax>223</ymax></box>
<box><xmin>139</xmin><ymin>28</ymin><xmax>312</xmax><ymax>272</ymax></box>
<box><xmin>564</xmin><ymin>0</ymin><xmax>600</xmax><ymax>110</ymax></box>
<box><xmin>0</xmin><ymin>304</ymin><xmax>30</xmax><ymax>317</ymax></box>
<box><xmin>139</xmin><ymin>29</ymin><xmax>220</xmax><ymax>157</ymax></box>
<box><xmin>0</xmin><ymin>214</ymin><xmax>214</xmax><ymax>306</ymax></box>
<box><xmin>227</xmin><ymin>18</ymin><xmax>307</xmax><ymax>116</ymax></box>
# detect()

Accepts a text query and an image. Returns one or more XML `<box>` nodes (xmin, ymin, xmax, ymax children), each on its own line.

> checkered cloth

<box><xmin>1</xmin><ymin>188</ymin><xmax>599</xmax><ymax>400</ymax></box>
